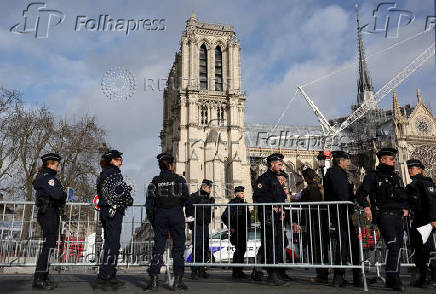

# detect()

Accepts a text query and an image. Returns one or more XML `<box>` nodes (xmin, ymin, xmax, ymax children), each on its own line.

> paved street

<box><xmin>1</xmin><ymin>269</ymin><xmax>435</xmax><ymax>293</ymax></box>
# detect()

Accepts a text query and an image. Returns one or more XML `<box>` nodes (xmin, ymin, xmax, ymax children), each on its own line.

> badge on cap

<box><xmin>48</xmin><ymin>179</ymin><xmax>55</xmax><ymax>186</ymax></box>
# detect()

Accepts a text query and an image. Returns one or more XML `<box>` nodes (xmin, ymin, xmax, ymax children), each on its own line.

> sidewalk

<box><xmin>1</xmin><ymin>269</ymin><xmax>434</xmax><ymax>293</ymax></box>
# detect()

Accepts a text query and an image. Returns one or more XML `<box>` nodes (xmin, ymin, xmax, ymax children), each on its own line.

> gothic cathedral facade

<box><xmin>160</xmin><ymin>14</ymin><xmax>252</xmax><ymax>202</ymax></box>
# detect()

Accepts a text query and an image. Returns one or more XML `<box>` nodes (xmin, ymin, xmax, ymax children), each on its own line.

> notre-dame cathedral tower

<box><xmin>160</xmin><ymin>13</ymin><xmax>252</xmax><ymax>202</ymax></box>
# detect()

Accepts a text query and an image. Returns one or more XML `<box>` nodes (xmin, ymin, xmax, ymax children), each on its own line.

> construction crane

<box><xmin>298</xmin><ymin>42</ymin><xmax>435</xmax><ymax>149</ymax></box>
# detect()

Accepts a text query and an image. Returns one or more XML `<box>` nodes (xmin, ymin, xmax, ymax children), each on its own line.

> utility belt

<box><xmin>37</xmin><ymin>197</ymin><xmax>63</xmax><ymax>214</ymax></box>
<box><xmin>155</xmin><ymin>197</ymin><xmax>182</xmax><ymax>209</ymax></box>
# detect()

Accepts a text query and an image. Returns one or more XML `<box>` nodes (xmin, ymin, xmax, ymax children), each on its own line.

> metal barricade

<box><xmin>188</xmin><ymin>201</ymin><xmax>368</xmax><ymax>290</ymax></box>
<box><xmin>0</xmin><ymin>201</ymin><xmax>156</xmax><ymax>269</ymax></box>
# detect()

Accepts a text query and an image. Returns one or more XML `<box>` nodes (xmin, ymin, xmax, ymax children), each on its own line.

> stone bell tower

<box><xmin>160</xmin><ymin>13</ymin><xmax>252</xmax><ymax>203</ymax></box>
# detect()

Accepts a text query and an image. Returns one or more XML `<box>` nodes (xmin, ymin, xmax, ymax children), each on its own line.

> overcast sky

<box><xmin>1</xmin><ymin>0</ymin><xmax>435</xmax><ymax>204</ymax></box>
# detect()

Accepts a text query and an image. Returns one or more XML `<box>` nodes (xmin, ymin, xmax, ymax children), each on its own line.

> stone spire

<box><xmin>417</xmin><ymin>88</ymin><xmax>422</xmax><ymax>104</ymax></box>
<box><xmin>393</xmin><ymin>89</ymin><xmax>402</xmax><ymax>120</ymax></box>
<box><xmin>356</xmin><ymin>4</ymin><xmax>374</xmax><ymax>105</ymax></box>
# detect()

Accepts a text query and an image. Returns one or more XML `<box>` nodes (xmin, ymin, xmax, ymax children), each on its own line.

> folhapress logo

<box><xmin>10</xmin><ymin>2</ymin><xmax>65</xmax><ymax>39</ymax></box>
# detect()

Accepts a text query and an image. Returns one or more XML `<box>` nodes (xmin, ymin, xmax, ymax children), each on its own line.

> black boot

<box><xmin>332</xmin><ymin>274</ymin><xmax>345</xmax><ymax>287</ymax></box>
<box><xmin>268</xmin><ymin>270</ymin><xmax>285</xmax><ymax>286</ymax></box>
<box><xmin>251</xmin><ymin>269</ymin><xmax>263</xmax><ymax>281</ymax></box>
<box><xmin>32</xmin><ymin>279</ymin><xmax>55</xmax><ymax>290</ymax></box>
<box><xmin>411</xmin><ymin>270</ymin><xmax>427</xmax><ymax>288</ymax></box>
<box><xmin>92</xmin><ymin>277</ymin><xmax>108</xmax><ymax>291</ymax></box>
<box><xmin>353</xmin><ymin>269</ymin><xmax>363</xmax><ymax>287</ymax></box>
<box><xmin>173</xmin><ymin>276</ymin><xmax>188</xmax><ymax>291</ymax></box>
<box><xmin>386</xmin><ymin>275</ymin><xmax>405</xmax><ymax>292</ymax></box>
<box><xmin>232</xmin><ymin>268</ymin><xmax>241</xmax><ymax>280</ymax></box>
<box><xmin>108</xmin><ymin>277</ymin><xmax>126</xmax><ymax>290</ymax></box>
<box><xmin>199</xmin><ymin>267</ymin><xmax>209</xmax><ymax>279</ymax></box>
<box><xmin>144</xmin><ymin>275</ymin><xmax>158</xmax><ymax>292</ymax></box>
<box><xmin>278</xmin><ymin>269</ymin><xmax>293</xmax><ymax>281</ymax></box>
<box><xmin>191</xmin><ymin>268</ymin><xmax>199</xmax><ymax>280</ymax></box>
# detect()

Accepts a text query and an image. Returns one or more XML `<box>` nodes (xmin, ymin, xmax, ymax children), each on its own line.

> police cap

<box><xmin>267</xmin><ymin>153</ymin><xmax>284</xmax><ymax>164</ymax></box>
<box><xmin>103</xmin><ymin>150</ymin><xmax>123</xmax><ymax>161</ymax></box>
<box><xmin>331</xmin><ymin>150</ymin><xmax>350</xmax><ymax>159</ymax></box>
<box><xmin>406</xmin><ymin>159</ymin><xmax>425</xmax><ymax>170</ymax></box>
<box><xmin>234</xmin><ymin>186</ymin><xmax>245</xmax><ymax>193</ymax></box>
<box><xmin>201</xmin><ymin>179</ymin><xmax>213</xmax><ymax>187</ymax></box>
<box><xmin>376</xmin><ymin>148</ymin><xmax>397</xmax><ymax>159</ymax></box>
<box><xmin>157</xmin><ymin>152</ymin><xmax>174</xmax><ymax>163</ymax></box>
<box><xmin>41</xmin><ymin>153</ymin><xmax>62</xmax><ymax>162</ymax></box>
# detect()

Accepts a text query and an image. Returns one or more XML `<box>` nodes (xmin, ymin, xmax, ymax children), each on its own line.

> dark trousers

<box><xmin>34</xmin><ymin>208</ymin><xmax>59</xmax><ymax>280</ymax></box>
<box><xmin>231</xmin><ymin>232</ymin><xmax>247</xmax><ymax>266</ymax></box>
<box><xmin>378</xmin><ymin>214</ymin><xmax>404</xmax><ymax>278</ymax></box>
<box><xmin>191</xmin><ymin>223</ymin><xmax>209</xmax><ymax>270</ymax></box>
<box><xmin>305</xmin><ymin>212</ymin><xmax>329</xmax><ymax>278</ymax></box>
<box><xmin>259</xmin><ymin>210</ymin><xmax>284</xmax><ymax>266</ymax></box>
<box><xmin>411</xmin><ymin>226</ymin><xmax>436</xmax><ymax>273</ymax></box>
<box><xmin>332</xmin><ymin>212</ymin><xmax>360</xmax><ymax>279</ymax></box>
<box><xmin>98</xmin><ymin>207</ymin><xmax>123</xmax><ymax>280</ymax></box>
<box><xmin>148</xmin><ymin>207</ymin><xmax>185</xmax><ymax>276</ymax></box>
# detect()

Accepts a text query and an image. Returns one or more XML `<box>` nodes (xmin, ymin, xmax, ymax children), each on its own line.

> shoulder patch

<box><xmin>427</xmin><ymin>186</ymin><xmax>435</xmax><ymax>194</ymax></box>
<box><xmin>48</xmin><ymin>179</ymin><xmax>55</xmax><ymax>186</ymax></box>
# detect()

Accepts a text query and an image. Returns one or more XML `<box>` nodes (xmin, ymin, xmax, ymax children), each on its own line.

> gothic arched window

<box><xmin>215</xmin><ymin>46</ymin><xmax>223</xmax><ymax>91</ymax></box>
<box><xmin>199</xmin><ymin>44</ymin><xmax>208</xmax><ymax>90</ymax></box>
<box><xmin>217</xmin><ymin>105</ymin><xmax>225</xmax><ymax>126</ymax></box>
<box><xmin>200</xmin><ymin>104</ymin><xmax>208</xmax><ymax>125</ymax></box>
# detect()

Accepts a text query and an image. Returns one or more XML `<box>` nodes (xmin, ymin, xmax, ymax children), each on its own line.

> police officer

<box><xmin>323</xmin><ymin>151</ymin><xmax>361</xmax><ymax>287</ymax></box>
<box><xmin>356</xmin><ymin>148</ymin><xmax>409</xmax><ymax>292</ymax></box>
<box><xmin>405</xmin><ymin>159</ymin><xmax>436</xmax><ymax>288</ymax></box>
<box><xmin>221</xmin><ymin>186</ymin><xmax>251</xmax><ymax>279</ymax></box>
<box><xmin>145</xmin><ymin>153</ymin><xmax>189</xmax><ymax>291</ymax></box>
<box><xmin>94</xmin><ymin>150</ymin><xmax>133</xmax><ymax>290</ymax></box>
<box><xmin>32</xmin><ymin>153</ymin><xmax>66</xmax><ymax>290</ymax></box>
<box><xmin>185</xmin><ymin>179</ymin><xmax>215</xmax><ymax>280</ymax></box>
<box><xmin>253</xmin><ymin>153</ymin><xmax>287</xmax><ymax>286</ymax></box>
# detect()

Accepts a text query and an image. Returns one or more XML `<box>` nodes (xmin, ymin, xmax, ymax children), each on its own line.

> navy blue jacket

<box><xmin>406</xmin><ymin>173</ymin><xmax>436</xmax><ymax>226</ymax></box>
<box><xmin>96</xmin><ymin>164</ymin><xmax>133</xmax><ymax>210</ymax></box>
<box><xmin>33</xmin><ymin>167</ymin><xmax>67</xmax><ymax>206</ymax></box>
<box><xmin>185</xmin><ymin>189</ymin><xmax>215</xmax><ymax>226</ymax></box>
<box><xmin>146</xmin><ymin>170</ymin><xmax>188</xmax><ymax>223</ymax></box>
<box><xmin>323</xmin><ymin>165</ymin><xmax>354</xmax><ymax>202</ymax></box>
<box><xmin>253</xmin><ymin>169</ymin><xmax>287</xmax><ymax>203</ymax></box>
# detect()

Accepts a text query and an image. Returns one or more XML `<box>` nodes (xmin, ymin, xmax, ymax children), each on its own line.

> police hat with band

<box><xmin>267</xmin><ymin>153</ymin><xmax>284</xmax><ymax>164</ymax></box>
<box><xmin>234</xmin><ymin>186</ymin><xmax>245</xmax><ymax>193</ymax></box>
<box><xmin>157</xmin><ymin>152</ymin><xmax>174</xmax><ymax>163</ymax></box>
<box><xmin>331</xmin><ymin>150</ymin><xmax>350</xmax><ymax>159</ymax></box>
<box><xmin>406</xmin><ymin>159</ymin><xmax>425</xmax><ymax>170</ymax></box>
<box><xmin>201</xmin><ymin>179</ymin><xmax>213</xmax><ymax>187</ymax></box>
<box><xmin>376</xmin><ymin>148</ymin><xmax>397</xmax><ymax>159</ymax></box>
<box><xmin>103</xmin><ymin>150</ymin><xmax>123</xmax><ymax>161</ymax></box>
<box><xmin>41</xmin><ymin>153</ymin><xmax>62</xmax><ymax>162</ymax></box>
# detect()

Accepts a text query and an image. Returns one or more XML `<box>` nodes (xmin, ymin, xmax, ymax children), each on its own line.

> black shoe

<box><xmin>108</xmin><ymin>278</ymin><xmax>126</xmax><ymax>290</ymax></box>
<box><xmin>173</xmin><ymin>276</ymin><xmax>188</xmax><ymax>291</ymax></box>
<box><xmin>32</xmin><ymin>279</ymin><xmax>55</xmax><ymax>290</ymax></box>
<box><xmin>251</xmin><ymin>269</ymin><xmax>263</xmax><ymax>281</ymax></box>
<box><xmin>191</xmin><ymin>269</ymin><xmax>199</xmax><ymax>280</ymax></box>
<box><xmin>279</xmin><ymin>270</ymin><xmax>293</xmax><ymax>281</ymax></box>
<box><xmin>309</xmin><ymin>275</ymin><xmax>329</xmax><ymax>284</ymax></box>
<box><xmin>45</xmin><ymin>277</ymin><xmax>58</xmax><ymax>288</ymax></box>
<box><xmin>268</xmin><ymin>270</ymin><xmax>286</xmax><ymax>286</ymax></box>
<box><xmin>386</xmin><ymin>277</ymin><xmax>405</xmax><ymax>292</ymax></box>
<box><xmin>332</xmin><ymin>275</ymin><xmax>346</xmax><ymax>287</ymax></box>
<box><xmin>239</xmin><ymin>271</ymin><xmax>249</xmax><ymax>279</ymax></box>
<box><xmin>93</xmin><ymin>278</ymin><xmax>108</xmax><ymax>291</ymax></box>
<box><xmin>144</xmin><ymin>275</ymin><xmax>158</xmax><ymax>292</ymax></box>
<box><xmin>411</xmin><ymin>272</ymin><xmax>428</xmax><ymax>288</ymax></box>
<box><xmin>200</xmin><ymin>268</ymin><xmax>209</xmax><ymax>279</ymax></box>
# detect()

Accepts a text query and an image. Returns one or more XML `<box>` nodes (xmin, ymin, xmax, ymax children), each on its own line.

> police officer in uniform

<box><xmin>145</xmin><ymin>153</ymin><xmax>189</xmax><ymax>291</ymax></box>
<box><xmin>33</xmin><ymin>153</ymin><xmax>66</xmax><ymax>290</ymax></box>
<box><xmin>185</xmin><ymin>179</ymin><xmax>215</xmax><ymax>280</ymax></box>
<box><xmin>221</xmin><ymin>186</ymin><xmax>251</xmax><ymax>279</ymax></box>
<box><xmin>323</xmin><ymin>151</ymin><xmax>362</xmax><ymax>287</ymax></box>
<box><xmin>405</xmin><ymin>159</ymin><xmax>436</xmax><ymax>288</ymax></box>
<box><xmin>94</xmin><ymin>150</ymin><xmax>133</xmax><ymax>290</ymax></box>
<box><xmin>356</xmin><ymin>148</ymin><xmax>409</xmax><ymax>292</ymax></box>
<box><xmin>253</xmin><ymin>153</ymin><xmax>287</xmax><ymax>286</ymax></box>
